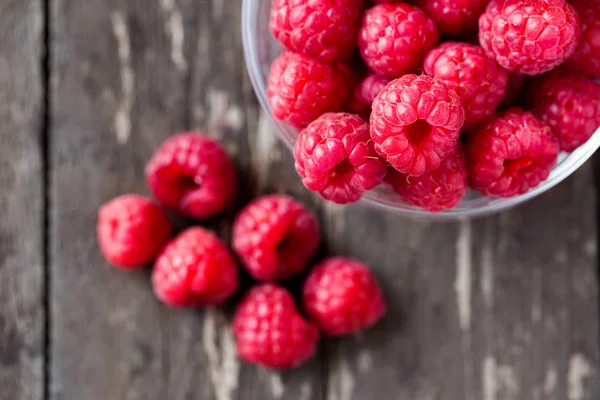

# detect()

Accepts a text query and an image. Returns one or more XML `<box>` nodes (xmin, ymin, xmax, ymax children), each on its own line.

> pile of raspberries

<box><xmin>268</xmin><ymin>0</ymin><xmax>600</xmax><ymax>211</ymax></box>
<box><xmin>97</xmin><ymin>133</ymin><xmax>386</xmax><ymax>369</ymax></box>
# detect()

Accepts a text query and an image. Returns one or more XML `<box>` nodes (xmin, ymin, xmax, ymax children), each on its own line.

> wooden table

<box><xmin>2</xmin><ymin>1</ymin><xmax>600</xmax><ymax>399</ymax></box>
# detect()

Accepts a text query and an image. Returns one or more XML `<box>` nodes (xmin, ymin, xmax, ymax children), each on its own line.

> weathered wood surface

<box><xmin>0</xmin><ymin>1</ymin><xmax>45</xmax><ymax>400</ymax></box>
<box><xmin>5</xmin><ymin>0</ymin><xmax>594</xmax><ymax>399</ymax></box>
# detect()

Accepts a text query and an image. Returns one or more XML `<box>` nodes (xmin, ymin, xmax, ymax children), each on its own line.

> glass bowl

<box><xmin>241</xmin><ymin>0</ymin><xmax>600</xmax><ymax>220</ymax></box>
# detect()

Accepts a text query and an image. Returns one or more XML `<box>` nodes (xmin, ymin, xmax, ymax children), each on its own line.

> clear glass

<box><xmin>241</xmin><ymin>0</ymin><xmax>600</xmax><ymax>220</ymax></box>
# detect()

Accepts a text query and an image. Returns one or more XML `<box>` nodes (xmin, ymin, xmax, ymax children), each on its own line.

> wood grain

<box><xmin>49</xmin><ymin>0</ymin><xmax>323</xmax><ymax>399</ymax></box>
<box><xmin>321</xmin><ymin>165</ymin><xmax>600</xmax><ymax>400</ymax></box>
<box><xmin>47</xmin><ymin>0</ymin><xmax>600</xmax><ymax>399</ymax></box>
<box><xmin>0</xmin><ymin>1</ymin><xmax>45</xmax><ymax>399</ymax></box>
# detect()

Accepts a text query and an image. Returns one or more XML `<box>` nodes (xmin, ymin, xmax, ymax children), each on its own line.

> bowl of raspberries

<box><xmin>242</xmin><ymin>0</ymin><xmax>600</xmax><ymax>218</ymax></box>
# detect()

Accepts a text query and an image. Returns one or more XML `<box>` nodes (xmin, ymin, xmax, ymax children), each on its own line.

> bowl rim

<box><xmin>241</xmin><ymin>0</ymin><xmax>600</xmax><ymax>220</ymax></box>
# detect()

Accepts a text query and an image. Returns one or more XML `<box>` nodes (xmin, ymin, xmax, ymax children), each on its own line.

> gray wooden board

<box><xmin>322</xmin><ymin>164</ymin><xmax>600</xmax><ymax>400</ymax></box>
<box><xmin>50</xmin><ymin>0</ymin><xmax>322</xmax><ymax>399</ymax></box>
<box><xmin>0</xmin><ymin>1</ymin><xmax>45</xmax><ymax>400</ymax></box>
<box><xmin>48</xmin><ymin>0</ymin><xmax>600</xmax><ymax>400</ymax></box>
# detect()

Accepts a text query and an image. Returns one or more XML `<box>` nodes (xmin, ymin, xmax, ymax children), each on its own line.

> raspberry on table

<box><xmin>345</xmin><ymin>73</ymin><xmax>390</xmax><ymax>120</ymax></box>
<box><xmin>233</xmin><ymin>284</ymin><xmax>320</xmax><ymax>369</ymax></box>
<box><xmin>232</xmin><ymin>195</ymin><xmax>320</xmax><ymax>281</ymax></box>
<box><xmin>358</xmin><ymin>3</ymin><xmax>439</xmax><ymax>78</ymax></box>
<box><xmin>478</xmin><ymin>0</ymin><xmax>580</xmax><ymax>75</ymax></box>
<box><xmin>530</xmin><ymin>70</ymin><xmax>600</xmax><ymax>152</ymax></box>
<box><xmin>424</xmin><ymin>42</ymin><xmax>509</xmax><ymax>127</ymax></box>
<box><xmin>145</xmin><ymin>133</ymin><xmax>237</xmax><ymax>220</ymax></box>
<box><xmin>267</xmin><ymin>52</ymin><xmax>349</xmax><ymax>129</ymax></box>
<box><xmin>467</xmin><ymin>109</ymin><xmax>559</xmax><ymax>197</ymax></box>
<box><xmin>302</xmin><ymin>257</ymin><xmax>386</xmax><ymax>336</ymax></box>
<box><xmin>269</xmin><ymin>0</ymin><xmax>364</xmax><ymax>64</ymax></box>
<box><xmin>370</xmin><ymin>74</ymin><xmax>465</xmax><ymax>177</ymax></box>
<box><xmin>294</xmin><ymin>112</ymin><xmax>387</xmax><ymax>204</ymax></box>
<box><xmin>567</xmin><ymin>0</ymin><xmax>600</xmax><ymax>79</ymax></box>
<box><xmin>152</xmin><ymin>227</ymin><xmax>239</xmax><ymax>307</ymax></box>
<box><xmin>386</xmin><ymin>144</ymin><xmax>468</xmax><ymax>211</ymax></box>
<box><xmin>97</xmin><ymin>194</ymin><xmax>173</xmax><ymax>269</ymax></box>
<box><xmin>415</xmin><ymin>0</ymin><xmax>488</xmax><ymax>36</ymax></box>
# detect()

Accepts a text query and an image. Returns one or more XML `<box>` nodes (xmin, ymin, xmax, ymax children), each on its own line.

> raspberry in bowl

<box><xmin>242</xmin><ymin>0</ymin><xmax>600</xmax><ymax>219</ymax></box>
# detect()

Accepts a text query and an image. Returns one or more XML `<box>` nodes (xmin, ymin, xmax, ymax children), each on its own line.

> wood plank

<box><xmin>50</xmin><ymin>0</ymin><xmax>324</xmax><ymax>399</ymax></box>
<box><xmin>0</xmin><ymin>1</ymin><xmax>45</xmax><ymax>399</ymax></box>
<box><xmin>322</xmin><ymin>165</ymin><xmax>600</xmax><ymax>400</ymax></box>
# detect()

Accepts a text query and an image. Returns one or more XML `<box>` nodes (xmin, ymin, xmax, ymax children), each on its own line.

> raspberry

<box><xmin>294</xmin><ymin>112</ymin><xmax>387</xmax><ymax>204</ymax></box>
<box><xmin>370</xmin><ymin>74</ymin><xmax>465</xmax><ymax>177</ymax></box>
<box><xmin>97</xmin><ymin>194</ymin><xmax>173</xmax><ymax>269</ymax></box>
<box><xmin>530</xmin><ymin>70</ymin><xmax>600</xmax><ymax>152</ymax></box>
<box><xmin>567</xmin><ymin>0</ymin><xmax>600</xmax><ymax>79</ymax></box>
<box><xmin>467</xmin><ymin>109</ymin><xmax>558</xmax><ymax>197</ymax></box>
<box><xmin>424</xmin><ymin>42</ymin><xmax>509</xmax><ymax>127</ymax></box>
<box><xmin>233</xmin><ymin>284</ymin><xmax>319</xmax><ymax>369</ymax></box>
<box><xmin>386</xmin><ymin>144</ymin><xmax>468</xmax><ymax>211</ymax></box>
<box><xmin>145</xmin><ymin>133</ymin><xmax>237</xmax><ymax>220</ymax></box>
<box><xmin>269</xmin><ymin>0</ymin><xmax>363</xmax><ymax>64</ymax></box>
<box><xmin>302</xmin><ymin>257</ymin><xmax>386</xmax><ymax>336</ymax></box>
<box><xmin>415</xmin><ymin>0</ymin><xmax>488</xmax><ymax>36</ymax></box>
<box><xmin>478</xmin><ymin>0</ymin><xmax>580</xmax><ymax>75</ymax></box>
<box><xmin>267</xmin><ymin>52</ymin><xmax>348</xmax><ymax>129</ymax></box>
<box><xmin>232</xmin><ymin>195</ymin><xmax>320</xmax><ymax>281</ymax></box>
<box><xmin>152</xmin><ymin>227</ymin><xmax>239</xmax><ymax>307</ymax></box>
<box><xmin>345</xmin><ymin>73</ymin><xmax>390</xmax><ymax>120</ymax></box>
<box><xmin>358</xmin><ymin>4</ymin><xmax>439</xmax><ymax>78</ymax></box>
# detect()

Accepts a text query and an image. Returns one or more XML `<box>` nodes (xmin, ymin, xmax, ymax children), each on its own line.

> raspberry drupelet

<box><xmin>530</xmin><ymin>69</ymin><xmax>600</xmax><ymax>152</ymax></box>
<box><xmin>267</xmin><ymin>52</ymin><xmax>348</xmax><ymax>129</ymax></box>
<box><xmin>478</xmin><ymin>0</ymin><xmax>580</xmax><ymax>75</ymax></box>
<box><xmin>386</xmin><ymin>144</ymin><xmax>468</xmax><ymax>212</ymax></box>
<box><xmin>294</xmin><ymin>112</ymin><xmax>387</xmax><ymax>204</ymax></box>
<box><xmin>97</xmin><ymin>194</ymin><xmax>173</xmax><ymax>269</ymax></box>
<box><xmin>232</xmin><ymin>195</ymin><xmax>320</xmax><ymax>281</ymax></box>
<box><xmin>345</xmin><ymin>73</ymin><xmax>391</xmax><ymax>121</ymax></box>
<box><xmin>415</xmin><ymin>0</ymin><xmax>489</xmax><ymax>36</ymax></box>
<box><xmin>302</xmin><ymin>257</ymin><xmax>386</xmax><ymax>336</ymax></box>
<box><xmin>269</xmin><ymin>0</ymin><xmax>364</xmax><ymax>64</ymax></box>
<box><xmin>424</xmin><ymin>42</ymin><xmax>509</xmax><ymax>128</ymax></box>
<box><xmin>567</xmin><ymin>0</ymin><xmax>600</xmax><ymax>79</ymax></box>
<box><xmin>358</xmin><ymin>3</ymin><xmax>439</xmax><ymax>78</ymax></box>
<box><xmin>370</xmin><ymin>74</ymin><xmax>465</xmax><ymax>177</ymax></box>
<box><xmin>145</xmin><ymin>133</ymin><xmax>237</xmax><ymax>220</ymax></box>
<box><xmin>233</xmin><ymin>284</ymin><xmax>320</xmax><ymax>369</ymax></box>
<box><xmin>467</xmin><ymin>109</ymin><xmax>559</xmax><ymax>197</ymax></box>
<box><xmin>152</xmin><ymin>227</ymin><xmax>239</xmax><ymax>307</ymax></box>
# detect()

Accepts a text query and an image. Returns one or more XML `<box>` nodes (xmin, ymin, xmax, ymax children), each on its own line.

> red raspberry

<box><xmin>302</xmin><ymin>257</ymin><xmax>386</xmax><ymax>336</ymax></box>
<box><xmin>345</xmin><ymin>73</ymin><xmax>390</xmax><ymax>120</ymax></box>
<box><xmin>424</xmin><ymin>42</ymin><xmax>509</xmax><ymax>127</ymax></box>
<box><xmin>415</xmin><ymin>0</ymin><xmax>488</xmax><ymax>36</ymax></box>
<box><xmin>358</xmin><ymin>4</ymin><xmax>439</xmax><ymax>78</ymax></box>
<box><xmin>370</xmin><ymin>74</ymin><xmax>465</xmax><ymax>177</ymax></box>
<box><xmin>233</xmin><ymin>284</ymin><xmax>319</xmax><ymax>369</ymax></box>
<box><xmin>97</xmin><ymin>194</ymin><xmax>173</xmax><ymax>269</ymax></box>
<box><xmin>232</xmin><ymin>195</ymin><xmax>320</xmax><ymax>281</ymax></box>
<box><xmin>267</xmin><ymin>52</ymin><xmax>348</xmax><ymax>129</ymax></box>
<box><xmin>386</xmin><ymin>144</ymin><xmax>468</xmax><ymax>211</ymax></box>
<box><xmin>269</xmin><ymin>0</ymin><xmax>363</xmax><ymax>64</ymax></box>
<box><xmin>478</xmin><ymin>0</ymin><xmax>580</xmax><ymax>75</ymax></box>
<box><xmin>152</xmin><ymin>227</ymin><xmax>239</xmax><ymax>307</ymax></box>
<box><xmin>145</xmin><ymin>133</ymin><xmax>237</xmax><ymax>220</ymax></box>
<box><xmin>294</xmin><ymin>112</ymin><xmax>387</xmax><ymax>204</ymax></box>
<box><xmin>467</xmin><ymin>109</ymin><xmax>558</xmax><ymax>197</ymax></box>
<box><xmin>567</xmin><ymin>0</ymin><xmax>600</xmax><ymax>79</ymax></box>
<box><xmin>530</xmin><ymin>70</ymin><xmax>600</xmax><ymax>152</ymax></box>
